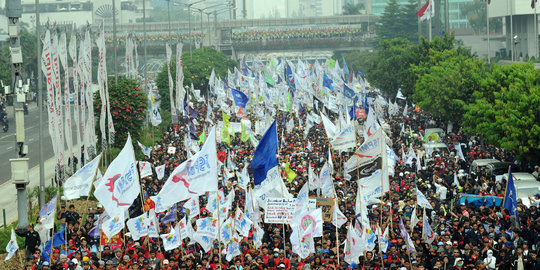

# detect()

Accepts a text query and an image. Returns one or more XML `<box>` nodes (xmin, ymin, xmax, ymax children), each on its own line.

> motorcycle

<box><xmin>1</xmin><ymin>113</ymin><xmax>7</xmax><ymax>132</ymax></box>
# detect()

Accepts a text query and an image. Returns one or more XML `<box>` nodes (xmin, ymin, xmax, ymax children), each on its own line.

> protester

<box><xmin>21</xmin><ymin>57</ymin><xmax>540</xmax><ymax>270</ymax></box>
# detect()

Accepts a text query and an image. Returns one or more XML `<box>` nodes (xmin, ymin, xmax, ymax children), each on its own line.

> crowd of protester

<box><xmin>17</xmin><ymin>88</ymin><xmax>540</xmax><ymax>270</ymax></box>
<box><xmin>232</xmin><ymin>27</ymin><xmax>362</xmax><ymax>42</ymax></box>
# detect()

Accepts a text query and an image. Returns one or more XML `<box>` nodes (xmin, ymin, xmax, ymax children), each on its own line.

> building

<box><xmin>488</xmin><ymin>0</ymin><xmax>539</xmax><ymax>59</ymax></box>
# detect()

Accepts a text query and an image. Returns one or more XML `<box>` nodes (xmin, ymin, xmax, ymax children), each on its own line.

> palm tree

<box><xmin>342</xmin><ymin>2</ymin><xmax>364</xmax><ymax>15</ymax></box>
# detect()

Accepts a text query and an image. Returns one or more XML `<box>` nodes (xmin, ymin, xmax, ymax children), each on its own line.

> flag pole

<box><xmin>428</xmin><ymin>0</ymin><xmax>432</xmax><ymax>41</ymax></box>
<box><xmin>486</xmin><ymin>0</ymin><xmax>491</xmax><ymax>63</ymax></box>
<box><xmin>502</xmin><ymin>165</ymin><xmax>511</xmax><ymax>207</ymax></box>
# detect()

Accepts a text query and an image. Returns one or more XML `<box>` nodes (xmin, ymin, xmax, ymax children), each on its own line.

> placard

<box><xmin>265</xmin><ymin>198</ymin><xmax>297</xmax><ymax>224</ymax></box>
<box><xmin>167</xmin><ymin>146</ymin><xmax>176</xmax><ymax>154</ymax></box>
<box><xmin>100</xmin><ymin>231</ymin><xmax>122</xmax><ymax>249</ymax></box>
<box><xmin>313</xmin><ymin>197</ymin><xmax>334</xmax><ymax>222</ymax></box>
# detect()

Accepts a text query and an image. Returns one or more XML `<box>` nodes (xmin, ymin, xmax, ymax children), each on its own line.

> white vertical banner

<box><xmin>166</xmin><ymin>43</ymin><xmax>177</xmax><ymax>123</ymax></box>
<box><xmin>175</xmin><ymin>42</ymin><xmax>184</xmax><ymax>114</ymax></box>
<box><xmin>96</xmin><ymin>27</ymin><xmax>107</xmax><ymax>151</ymax></box>
<box><xmin>69</xmin><ymin>25</ymin><xmax>81</xmax><ymax>169</ymax></box>
<box><xmin>102</xmin><ymin>32</ymin><xmax>114</xmax><ymax>146</ymax></box>
<box><xmin>58</xmin><ymin>31</ymin><xmax>73</xmax><ymax>172</ymax></box>
<box><xmin>77</xmin><ymin>36</ymin><xmax>88</xmax><ymax>164</ymax></box>
<box><xmin>84</xmin><ymin>29</ymin><xmax>97</xmax><ymax>157</ymax></box>
<box><xmin>51</xmin><ymin>31</ymin><xmax>66</xmax><ymax>168</ymax></box>
<box><xmin>40</xmin><ymin>29</ymin><xmax>59</xmax><ymax>167</ymax></box>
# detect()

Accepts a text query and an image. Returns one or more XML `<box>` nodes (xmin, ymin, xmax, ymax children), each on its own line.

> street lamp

<box><xmin>173</xmin><ymin>0</ymin><xmax>205</xmax><ymax>60</ymax></box>
<box><xmin>192</xmin><ymin>4</ymin><xmax>223</xmax><ymax>47</ymax></box>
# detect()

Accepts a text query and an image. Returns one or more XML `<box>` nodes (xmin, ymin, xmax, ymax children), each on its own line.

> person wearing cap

<box><xmin>105</xmin><ymin>259</ymin><xmax>117</xmax><ymax>270</ymax></box>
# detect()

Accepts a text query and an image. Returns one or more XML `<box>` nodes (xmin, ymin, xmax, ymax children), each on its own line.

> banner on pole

<box><xmin>265</xmin><ymin>198</ymin><xmax>297</xmax><ymax>224</ymax></box>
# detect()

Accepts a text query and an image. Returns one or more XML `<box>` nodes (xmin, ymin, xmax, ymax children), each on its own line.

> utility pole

<box><xmin>112</xmin><ymin>0</ymin><xmax>118</xmax><ymax>83</ymax></box>
<box><xmin>143</xmin><ymin>0</ymin><xmax>147</xmax><ymax>67</ymax></box>
<box><xmin>36</xmin><ymin>0</ymin><xmax>45</xmax><ymax>206</ymax></box>
<box><xmin>6</xmin><ymin>0</ymin><xmax>30</xmax><ymax>231</ymax></box>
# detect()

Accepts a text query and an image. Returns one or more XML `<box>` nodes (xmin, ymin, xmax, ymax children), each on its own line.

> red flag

<box><xmin>416</xmin><ymin>0</ymin><xmax>433</xmax><ymax>21</ymax></box>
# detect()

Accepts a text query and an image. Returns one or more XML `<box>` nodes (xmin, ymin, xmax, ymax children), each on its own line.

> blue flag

<box><xmin>323</xmin><ymin>73</ymin><xmax>333</xmax><ymax>90</ymax></box>
<box><xmin>241</xmin><ymin>56</ymin><xmax>250</xmax><ymax>76</ymax></box>
<box><xmin>343</xmin><ymin>84</ymin><xmax>356</xmax><ymax>99</ymax></box>
<box><xmin>251</xmin><ymin>120</ymin><xmax>278</xmax><ymax>186</ymax></box>
<box><xmin>504</xmin><ymin>168</ymin><xmax>519</xmax><ymax>224</ymax></box>
<box><xmin>285</xmin><ymin>63</ymin><xmax>296</xmax><ymax>93</ymax></box>
<box><xmin>349</xmin><ymin>102</ymin><xmax>357</xmax><ymax>120</ymax></box>
<box><xmin>231</xmin><ymin>88</ymin><xmax>249</xmax><ymax>108</ymax></box>
<box><xmin>39</xmin><ymin>195</ymin><xmax>57</xmax><ymax>218</ymax></box>
<box><xmin>162</xmin><ymin>204</ymin><xmax>177</xmax><ymax>224</ymax></box>
<box><xmin>342</xmin><ymin>56</ymin><xmax>350</xmax><ymax>81</ymax></box>
<box><xmin>41</xmin><ymin>229</ymin><xmax>66</xmax><ymax>261</ymax></box>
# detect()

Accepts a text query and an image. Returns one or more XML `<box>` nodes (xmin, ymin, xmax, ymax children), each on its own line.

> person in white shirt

<box><xmin>483</xmin><ymin>250</ymin><xmax>496</xmax><ymax>269</ymax></box>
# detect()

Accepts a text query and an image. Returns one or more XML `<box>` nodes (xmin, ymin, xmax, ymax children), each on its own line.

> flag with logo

<box><xmin>162</xmin><ymin>204</ymin><xmax>177</xmax><ymax>224</ymax></box>
<box><xmin>185</xmin><ymin>196</ymin><xmax>200</xmax><ymax>219</ymax></box>
<box><xmin>39</xmin><ymin>194</ymin><xmax>57</xmax><ymax>222</ymax></box>
<box><xmin>147</xmin><ymin>209</ymin><xmax>159</xmax><ymax>238</ymax></box>
<box><xmin>231</xmin><ymin>88</ymin><xmax>249</xmax><ymax>108</ymax></box>
<box><xmin>4</xmin><ymin>228</ymin><xmax>18</xmax><ymax>261</ymax></box>
<box><xmin>102</xmin><ymin>211</ymin><xmax>125</xmax><ymax>239</ymax></box>
<box><xmin>126</xmin><ymin>213</ymin><xmax>148</xmax><ymax>241</ymax></box>
<box><xmin>416</xmin><ymin>188</ymin><xmax>433</xmax><ymax>209</ymax></box>
<box><xmin>379</xmin><ymin>226</ymin><xmax>390</xmax><ymax>253</ymax></box>
<box><xmin>94</xmin><ymin>135</ymin><xmax>140</xmax><ymax>216</ymax></box>
<box><xmin>504</xmin><ymin>168</ymin><xmax>519</xmax><ymax>225</ymax></box>
<box><xmin>160</xmin><ymin>223</ymin><xmax>181</xmax><ymax>251</ymax></box>
<box><xmin>292</xmin><ymin>208</ymin><xmax>323</xmax><ymax>238</ymax></box>
<box><xmin>422</xmin><ymin>208</ymin><xmax>436</xmax><ymax>244</ymax></box>
<box><xmin>41</xmin><ymin>229</ymin><xmax>66</xmax><ymax>262</ymax></box>
<box><xmin>137</xmin><ymin>141</ymin><xmax>152</xmax><ymax>158</ymax></box>
<box><xmin>152</xmin><ymin>127</ymin><xmax>217</xmax><ymax>212</ymax></box>
<box><xmin>235</xmin><ymin>209</ymin><xmax>253</xmax><ymax>237</ymax></box>
<box><xmin>155</xmin><ymin>164</ymin><xmax>165</xmax><ymax>180</ymax></box>
<box><xmin>138</xmin><ymin>161</ymin><xmax>153</xmax><ymax>178</ymax></box>
<box><xmin>399</xmin><ymin>218</ymin><xmax>417</xmax><ymax>255</ymax></box>
<box><xmin>63</xmin><ymin>153</ymin><xmax>101</xmax><ymax>200</ymax></box>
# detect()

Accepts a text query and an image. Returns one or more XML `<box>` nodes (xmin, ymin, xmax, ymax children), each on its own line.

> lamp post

<box><xmin>173</xmin><ymin>0</ymin><xmax>205</xmax><ymax>60</ymax></box>
<box><xmin>192</xmin><ymin>4</ymin><xmax>223</xmax><ymax>48</ymax></box>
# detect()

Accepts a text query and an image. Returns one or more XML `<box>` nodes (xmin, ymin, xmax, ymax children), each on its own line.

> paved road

<box><xmin>0</xmin><ymin>102</ymin><xmax>80</xmax><ymax>185</ymax></box>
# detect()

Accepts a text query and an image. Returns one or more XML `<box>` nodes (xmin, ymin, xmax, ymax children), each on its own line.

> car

<box><xmin>485</xmin><ymin>162</ymin><xmax>520</xmax><ymax>179</ymax></box>
<box><xmin>423</xmin><ymin>142</ymin><xmax>449</xmax><ymax>161</ymax></box>
<box><xmin>423</xmin><ymin>128</ymin><xmax>445</xmax><ymax>143</ymax></box>
<box><xmin>502</xmin><ymin>172</ymin><xmax>538</xmax><ymax>182</ymax></box>
<box><xmin>514</xmin><ymin>180</ymin><xmax>540</xmax><ymax>207</ymax></box>
<box><xmin>470</xmin><ymin>159</ymin><xmax>500</xmax><ymax>175</ymax></box>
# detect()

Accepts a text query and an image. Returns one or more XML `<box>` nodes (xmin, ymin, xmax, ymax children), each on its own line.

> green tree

<box><xmin>413</xmin><ymin>49</ymin><xmax>489</xmax><ymax>122</ymax></box>
<box><xmin>342</xmin><ymin>2</ymin><xmax>364</xmax><ymax>15</ymax></box>
<box><xmin>95</xmin><ymin>76</ymin><xmax>148</xmax><ymax>148</ymax></box>
<box><xmin>364</xmin><ymin>38</ymin><xmax>416</xmax><ymax>97</ymax></box>
<box><xmin>156</xmin><ymin>47</ymin><xmax>237</xmax><ymax>111</ymax></box>
<box><xmin>333</xmin><ymin>50</ymin><xmax>376</xmax><ymax>77</ymax></box>
<box><xmin>376</xmin><ymin>0</ymin><xmax>418</xmax><ymax>42</ymax></box>
<box><xmin>460</xmin><ymin>1</ymin><xmax>502</xmax><ymax>33</ymax></box>
<box><xmin>463</xmin><ymin>63</ymin><xmax>540</xmax><ymax>160</ymax></box>
<box><xmin>0</xmin><ymin>28</ymin><xmax>38</xmax><ymax>92</ymax></box>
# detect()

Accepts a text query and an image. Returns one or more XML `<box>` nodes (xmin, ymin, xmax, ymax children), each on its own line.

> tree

<box><xmin>376</xmin><ymin>0</ymin><xmax>418</xmax><ymax>42</ymax></box>
<box><xmin>94</xmin><ymin>76</ymin><xmax>148</xmax><ymax>148</ymax></box>
<box><xmin>460</xmin><ymin>1</ymin><xmax>502</xmax><ymax>33</ymax></box>
<box><xmin>413</xmin><ymin>49</ymin><xmax>489</xmax><ymax>122</ymax></box>
<box><xmin>156</xmin><ymin>47</ymin><xmax>237</xmax><ymax>112</ymax></box>
<box><xmin>333</xmin><ymin>50</ymin><xmax>376</xmax><ymax>77</ymax></box>
<box><xmin>0</xmin><ymin>28</ymin><xmax>38</xmax><ymax>93</ymax></box>
<box><xmin>342</xmin><ymin>2</ymin><xmax>364</xmax><ymax>15</ymax></box>
<box><xmin>463</xmin><ymin>63</ymin><xmax>540</xmax><ymax>160</ymax></box>
<box><xmin>364</xmin><ymin>38</ymin><xmax>416</xmax><ymax>97</ymax></box>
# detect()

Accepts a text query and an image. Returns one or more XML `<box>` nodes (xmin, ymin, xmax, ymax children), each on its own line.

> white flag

<box><xmin>178</xmin><ymin>216</ymin><xmax>189</xmax><ymax>240</ymax></box>
<box><xmin>4</xmin><ymin>228</ymin><xmax>18</xmax><ymax>261</ymax></box>
<box><xmin>331</xmin><ymin>124</ymin><xmax>356</xmax><ymax>151</ymax></box>
<box><xmin>416</xmin><ymin>188</ymin><xmax>433</xmax><ymax>209</ymax></box>
<box><xmin>155</xmin><ymin>164</ymin><xmax>165</xmax><ymax>180</ymax></box>
<box><xmin>234</xmin><ymin>209</ymin><xmax>253</xmax><ymax>237</ymax></box>
<box><xmin>102</xmin><ymin>211</ymin><xmax>125</xmax><ymax>239</ymax></box>
<box><xmin>344</xmin><ymin>225</ymin><xmax>362</xmax><ymax>264</ymax></box>
<box><xmin>137</xmin><ymin>141</ymin><xmax>152</xmax><ymax>158</ymax></box>
<box><xmin>410</xmin><ymin>206</ymin><xmax>419</xmax><ymax>230</ymax></box>
<box><xmin>146</xmin><ymin>209</ymin><xmax>159</xmax><ymax>238</ymax></box>
<box><xmin>292</xmin><ymin>208</ymin><xmax>323</xmax><ymax>238</ymax></box>
<box><xmin>332</xmin><ymin>200</ymin><xmax>347</xmax><ymax>228</ymax></box>
<box><xmin>63</xmin><ymin>153</ymin><xmax>101</xmax><ymax>200</ymax></box>
<box><xmin>152</xmin><ymin>127</ymin><xmax>217</xmax><ymax>212</ymax></box>
<box><xmin>320</xmin><ymin>112</ymin><xmax>339</xmax><ymax>139</ymax></box>
<box><xmin>237</xmin><ymin>164</ymin><xmax>250</xmax><ymax>190</ymax></box>
<box><xmin>160</xmin><ymin>223</ymin><xmax>181</xmax><ymax>251</ymax></box>
<box><xmin>396</xmin><ymin>88</ymin><xmax>406</xmax><ymax>100</ymax></box>
<box><xmin>422</xmin><ymin>209</ymin><xmax>436</xmax><ymax>244</ymax></box>
<box><xmin>185</xmin><ymin>196</ymin><xmax>200</xmax><ymax>219</ymax></box>
<box><xmin>226</xmin><ymin>239</ymin><xmax>241</xmax><ymax>261</ymax></box>
<box><xmin>94</xmin><ymin>135</ymin><xmax>140</xmax><ymax>217</ymax></box>
<box><xmin>379</xmin><ymin>226</ymin><xmax>390</xmax><ymax>253</ymax></box>
<box><xmin>138</xmin><ymin>161</ymin><xmax>153</xmax><ymax>178</ymax></box>
<box><xmin>126</xmin><ymin>213</ymin><xmax>148</xmax><ymax>241</ymax></box>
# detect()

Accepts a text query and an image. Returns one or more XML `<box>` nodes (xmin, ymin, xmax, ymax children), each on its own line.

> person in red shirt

<box><xmin>273</xmin><ymin>249</ymin><xmax>290</xmax><ymax>269</ymax></box>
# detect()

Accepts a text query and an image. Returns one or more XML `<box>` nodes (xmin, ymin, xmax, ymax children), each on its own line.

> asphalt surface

<box><xmin>0</xmin><ymin>102</ymin><xmax>80</xmax><ymax>185</ymax></box>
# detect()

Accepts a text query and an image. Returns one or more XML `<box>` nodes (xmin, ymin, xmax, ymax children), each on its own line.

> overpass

<box><xmin>102</xmin><ymin>15</ymin><xmax>378</xmax><ymax>33</ymax></box>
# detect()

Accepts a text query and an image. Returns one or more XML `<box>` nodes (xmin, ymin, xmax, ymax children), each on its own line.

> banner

<box><xmin>94</xmin><ymin>135</ymin><xmax>140</xmax><ymax>216</ymax></box>
<box><xmin>313</xmin><ymin>197</ymin><xmax>334</xmax><ymax>222</ymax></box>
<box><xmin>100</xmin><ymin>231</ymin><xmax>122</xmax><ymax>248</ymax></box>
<box><xmin>63</xmin><ymin>153</ymin><xmax>101</xmax><ymax>200</ymax></box>
<box><xmin>264</xmin><ymin>198</ymin><xmax>297</xmax><ymax>224</ymax></box>
<box><xmin>68</xmin><ymin>26</ymin><xmax>81</xmax><ymax>170</ymax></box>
